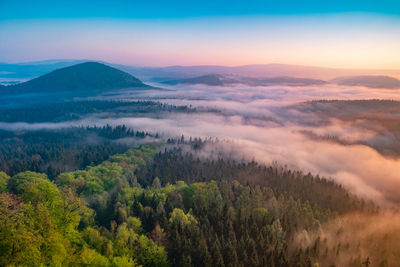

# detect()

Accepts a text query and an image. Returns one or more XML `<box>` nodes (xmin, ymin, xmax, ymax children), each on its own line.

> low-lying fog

<box><xmin>2</xmin><ymin>82</ymin><xmax>400</xmax><ymax>206</ymax></box>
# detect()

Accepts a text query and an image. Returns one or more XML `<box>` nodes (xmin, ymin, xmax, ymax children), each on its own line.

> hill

<box><xmin>162</xmin><ymin>73</ymin><xmax>326</xmax><ymax>86</ymax></box>
<box><xmin>4</xmin><ymin>62</ymin><xmax>150</xmax><ymax>94</ymax></box>
<box><xmin>122</xmin><ymin>63</ymin><xmax>400</xmax><ymax>81</ymax></box>
<box><xmin>2</xmin><ymin>60</ymin><xmax>400</xmax><ymax>82</ymax></box>
<box><xmin>333</xmin><ymin>75</ymin><xmax>400</xmax><ymax>89</ymax></box>
<box><xmin>162</xmin><ymin>74</ymin><xmax>238</xmax><ymax>86</ymax></box>
<box><xmin>241</xmin><ymin>76</ymin><xmax>326</xmax><ymax>86</ymax></box>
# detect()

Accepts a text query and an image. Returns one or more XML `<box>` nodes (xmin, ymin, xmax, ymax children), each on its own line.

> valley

<box><xmin>1</xmin><ymin>61</ymin><xmax>400</xmax><ymax>266</ymax></box>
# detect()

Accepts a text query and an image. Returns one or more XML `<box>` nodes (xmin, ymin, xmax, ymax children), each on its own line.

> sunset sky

<box><xmin>0</xmin><ymin>0</ymin><xmax>399</xmax><ymax>69</ymax></box>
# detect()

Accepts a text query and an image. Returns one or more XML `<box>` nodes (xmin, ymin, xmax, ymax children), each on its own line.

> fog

<box><xmin>2</xmin><ymin>82</ymin><xmax>400</xmax><ymax>206</ymax></box>
<box><xmin>295</xmin><ymin>211</ymin><xmax>400</xmax><ymax>266</ymax></box>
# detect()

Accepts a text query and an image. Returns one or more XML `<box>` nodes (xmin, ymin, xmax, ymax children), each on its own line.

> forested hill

<box><xmin>0</xmin><ymin>140</ymin><xmax>378</xmax><ymax>267</ymax></box>
<box><xmin>0</xmin><ymin>126</ymin><xmax>155</xmax><ymax>177</ymax></box>
<box><xmin>0</xmin><ymin>100</ymin><xmax>196</xmax><ymax>123</ymax></box>
<box><xmin>162</xmin><ymin>74</ymin><xmax>229</xmax><ymax>86</ymax></box>
<box><xmin>2</xmin><ymin>62</ymin><xmax>151</xmax><ymax>94</ymax></box>
<box><xmin>332</xmin><ymin>75</ymin><xmax>400</xmax><ymax>89</ymax></box>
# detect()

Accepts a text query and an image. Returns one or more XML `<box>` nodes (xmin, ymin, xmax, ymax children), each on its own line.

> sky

<box><xmin>0</xmin><ymin>0</ymin><xmax>399</xmax><ymax>68</ymax></box>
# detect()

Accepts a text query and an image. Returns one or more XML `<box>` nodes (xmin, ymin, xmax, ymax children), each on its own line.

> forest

<box><xmin>0</xmin><ymin>100</ymin><xmax>197</xmax><ymax>123</ymax></box>
<box><xmin>0</xmin><ymin>125</ymin><xmax>154</xmax><ymax>177</ymax></box>
<box><xmin>0</xmin><ymin>134</ymin><xmax>385</xmax><ymax>267</ymax></box>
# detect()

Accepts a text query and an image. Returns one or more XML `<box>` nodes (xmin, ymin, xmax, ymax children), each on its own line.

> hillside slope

<box><xmin>4</xmin><ymin>62</ymin><xmax>150</xmax><ymax>94</ymax></box>
<box><xmin>333</xmin><ymin>75</ymin><xmax>400</xmax><ymax>89</ymax></box>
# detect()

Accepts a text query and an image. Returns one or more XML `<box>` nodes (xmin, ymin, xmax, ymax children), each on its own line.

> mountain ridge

<box><xmin>332</xmin><ymin>75</ymin><xmax>400</xmax><ymax>89</ymax></box>
<box><xmin>162</xmin><ymin>74</ymin><xmax>236</xmax><ymax>86</ymax></box>
<box><xmin>2</xmin><ymin>62</ymin><xmax>151</xmax><ymax>94</ymax></box>
<box><xmin>162</xmin><ymin>73</ymin><xmax>327</xmax><ymax>87</ymax></box>
<box><xmin>3</xmin><ymin>60</ymin><xmax>400</xmax><ymax>82</ymax></box>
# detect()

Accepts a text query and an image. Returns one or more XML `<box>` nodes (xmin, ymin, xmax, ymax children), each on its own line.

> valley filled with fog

<box><xmin>3</xmin><ymin>81</ymin><xmax>400</xmax><ymax>206</ymax></box>
<box><xmin>1</xmin><ymin>62</ymin><xmax>400</xmax><ymax>266</ymax></box>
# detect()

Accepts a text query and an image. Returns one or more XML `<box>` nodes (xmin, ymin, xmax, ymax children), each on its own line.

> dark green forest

<box><xmin>0</xmin><ymin>126</ymin><xmax>154</xmax><ymax>177</ymax></box>
<box><xmin>0</xmin><ymin>134</ymin><xmax>380</xmax><ymax>267</ymax></box>
<box><xmin>0</xmin><ymin>100</ymin><xmax>196</xmax><ymax>123</ymax></box>
<box><xmin>3</xmin><ymin>62</ymin><xmax>149</xmax><ymax>94</ymax></box>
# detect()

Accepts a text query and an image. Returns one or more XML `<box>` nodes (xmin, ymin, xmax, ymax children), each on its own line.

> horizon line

<box><xmin>2</xmin><ymin>58</ymin><xmax>400</xmax><ymax>72</ymax></box>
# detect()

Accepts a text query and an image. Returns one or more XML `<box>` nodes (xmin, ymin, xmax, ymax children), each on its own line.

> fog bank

<box><xmin>2</xmin><ymin>82</ymin><xmax>400</xmax><ymax>206</ymax></box>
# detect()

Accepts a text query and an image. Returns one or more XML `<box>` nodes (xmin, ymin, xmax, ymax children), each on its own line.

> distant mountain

<box><xmin>2</xmin><ymin>60</ymin><xmax>400</xmax><ymax>83</ymax></box>
<box><xmin>122</xmin><ymin>64</ymin><xmax>400</xmax><ymax>82</ymax></box>
<box><xmin>161</xmin><ymin>74</ymin><xmax>326</xmax><ymax>87</ymax></box>
<box><xmin>4</xmin><ymin>62</ymin><xmax>150</xmax><ymax>94</ymax></box>
<box><xmin>162</xmin><ymin>74</ymin><xmax>239</xmax><ymax>86</ymax></box>
<box><xmin>332</xmin><ymin>75</ymin><xmax>400</xmax><ymax>89</ymax></box>
<box><xmin>241</xmin><ymin>76</ymin><xmax>326</xmax><ymax>86</ymax></box>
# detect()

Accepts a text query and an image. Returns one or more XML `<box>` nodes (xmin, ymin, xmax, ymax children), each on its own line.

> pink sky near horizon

<box><xmin>1</xmin><ymin>14</ymin><xmax>400</xmax><ymax>69</ymax></box>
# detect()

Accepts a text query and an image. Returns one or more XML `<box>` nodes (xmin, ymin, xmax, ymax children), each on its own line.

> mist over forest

<box><xmin>1</xmin><ymin>61</ymin><xmax>400</xmax><ymax>266</ymax></box>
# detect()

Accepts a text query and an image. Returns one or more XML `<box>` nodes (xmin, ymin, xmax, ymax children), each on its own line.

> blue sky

<box><xmin>1</xmin><ymin>0</ymin><xmax>399</xmax><ymax>19</ymax></box>
<box><xmin>0</xmin><ymin>0</ymin><xmax>399</xmax><ymax>68</ymax></box>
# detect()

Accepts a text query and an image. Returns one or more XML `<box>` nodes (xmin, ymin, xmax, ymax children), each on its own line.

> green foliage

<box><xmin>152</xmin><ymin>177</ymin><xmax>162</xmax><ymax>189</ymax></box>
<box><xmin>0</xmin><ymin>144</ymin><xmax>170</xmax><ymax>266</ymax></box>
<box><xmin>138</xmin><ymin>144</ymin><xmax>368</xmax><ymax>214</ymax></box>
<box><xmin>111</xmin><ymin>176</ymin><xmax>337</xmax><ymax>266</ymax></box>
<box><xmin>80</xmin><ymin>246</ymin><xmax>110</xmax><ymax>267</ymax></box>
<box><xmin>26</xmin><ymin>176</ymin><xmax>60</xmax><ymax>206</ymax></box>
<box><xmin>110</xmin><ymin>256</ymin><xmax>138</xmax><ymax>267</ymax></box>
<box><xmin>0</xmin><ymin>125</ymin><xmax>154</xmax><ymax>177</ymax></box>
<box><xmin>0</xmin><ymin>193</ymin><xmax>41</xmax><ymax>266</ymax></box>
<box><xmin>0</xmin><ymin>171</ymin><xmax>10</xmax><ymax>192</ymax></box>
<box><xmin>0</xmin><ymin>143</ymin><xmax>369</xmax><ymax>267</ymax></box>
<box><xmin>0</xmin><ymin>170</ymin><xmax>93</xmax><ymax>266</ymax></box>
<box><xmin>169</xmin><ymin>208</ymin><xmax>198</xmax><ymax>227</ymax></box>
